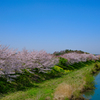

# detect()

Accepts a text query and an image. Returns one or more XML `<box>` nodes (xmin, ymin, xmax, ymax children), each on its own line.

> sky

<box><xmin>0</xmin><ymin>0</ymin><xmax>100</xmax><ymax>54</ymax></box>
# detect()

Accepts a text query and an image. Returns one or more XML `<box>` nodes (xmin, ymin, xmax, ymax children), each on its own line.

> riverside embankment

<box><xmin>83</xmin><ymin>71</ymin><xmax>100</xmax><ymax>100</ymax></box>
<box><xmin>54</xmin><ymin>62</ymin><xmax>100</xmax><ymax>100</ymax></box>
<box><xmin>1</xmin><ymin>62</ymin><xmax>100</xmax><ymax>100</ymax></box>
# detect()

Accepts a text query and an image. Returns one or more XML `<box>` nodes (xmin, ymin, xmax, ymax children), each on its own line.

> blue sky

<box><xmin>0</xmin><ymin>0</ymin><xmax>100</xmax><ymax>54</ymax></box>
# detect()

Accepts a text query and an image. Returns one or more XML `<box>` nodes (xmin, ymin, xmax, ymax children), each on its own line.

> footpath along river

<box><xmin>83</xmin><ymin>72</ymin><xmax>100</xmax><ymax>100</ymax></box>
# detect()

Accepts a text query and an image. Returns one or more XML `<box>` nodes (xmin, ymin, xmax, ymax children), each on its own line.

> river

<box><xmin>83</xmin><ymin>72</ymin><xmax>100</xmax><ymax>100</ymax></box>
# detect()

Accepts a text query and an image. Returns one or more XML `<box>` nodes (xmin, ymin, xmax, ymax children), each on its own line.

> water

<box><xmin>83</xmin><ymin>72</ymin><xmax>100</xmax><ymax>100</ymax></box>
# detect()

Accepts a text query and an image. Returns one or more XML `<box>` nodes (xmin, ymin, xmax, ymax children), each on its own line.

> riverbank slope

<box><xmin>1</xmin><ymin>62</ymin><xmax>100</xmax><ymax>100</ymax></box>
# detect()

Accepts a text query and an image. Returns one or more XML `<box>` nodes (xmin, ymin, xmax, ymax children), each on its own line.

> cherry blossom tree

<box><xmin>58</xmin><ymin>52</ymin><xmax>99</xmax><ymax>64</ymax></box>
<box><xmin>0</xmin><ymin>44</ymin><xmax>59</xmax><ymax>82</ymax></box>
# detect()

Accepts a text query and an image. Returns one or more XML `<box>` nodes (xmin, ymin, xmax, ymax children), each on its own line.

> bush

<box><xmin>91</xmin><ymin>63</ymin><xmax>100</xmax><ymax>74</ymax></box>
<box><xmin>43</xmin><ymin>66</ymin><xmax>67</xmax><ymax>79</ymax></box>
<box><xmin>37</xmin><ymin>65</ymin><xmax>71</xmax><ymax>80</ymax></box>
<box><xmin>57</xmin><ymin>57</ymin><xmax>68</xmax><ymax>69</ymax></box>
<box><xmin>67</xmin><ymin>65</ymin><xmax>74</xmax><ymax>70</ymax></box>
<box><xmin>71</xmin><ymin>62</ymin><xmax>85</xmax><ymax>69</ymax></box>
<box><xmin>51</xmin><ymin>65</ymin><xmax>67</xmax><ymax>75</ymax></box>
<box><xmin>0</xmin><ymin>69</ymin><xmax>36</xmax><ymax>93</ymax></box>
<box><xmin>0</xmin><ymin>77</ymin><xmax>16</xmax><ymax>93</ymax></box>
<box><xmin>14</xmin><ymin>69</ymin><xmax>35</xmax><ymax>90</ymax></box>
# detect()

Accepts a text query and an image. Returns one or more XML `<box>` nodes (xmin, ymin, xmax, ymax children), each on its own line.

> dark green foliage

<box><xmin>33</xmin><ymin>66</ymin><xmax>66</xmax><ymax>81</ymax></box>
<box><xmin>67</xmin><ymin>65</ymin><xmax>74</xmax><ymax>70</ymax></box>
<box><xmin>0</xmin><ymin>69</ymin><xmax>35</xmax><ymax>94</ymax></box>
<box><xmin>14</xmin><ymin>69</ymin><xmax>35</xmax><ymax>90</ymax></box>
<box><xmin>0</xmin><ymin>77</ymin><xmax>16</xmax><ymax>93</ymax></box>
<box><xmin>57</xmin><ymin>57</ymin><xmax>68</xmax><ymax>69</ymax></box>
<box><xmin>84</xmin><ymin>60</ymin><xmax>94</xmax><ymax>65</ymax></box>
<box><xmin>72</xmin><ymin>62</ymin><xmax>85</xmax><ymax>69</ymax></box>
<box><xmin>46</xmin><ymin>70</ymin><xmax>61</xmax><ymax>78</ymax></box>
<box><xmin>91</xmin><ymin>63</ymin><xmax>100</xmax><ymax>74</ymax></box>
<box><xmin>57</xmin><ymin>57</ymin><xmax>95</xmax><ymax>70</ymax></box>
<box><xmin>94</xmin><ymin>63</ymin><xmax>100</xmax><ymax>70</ymax></box>
<box><xmin>53</xmin><ymin>49</ymin><xmax>89</xmax><ymax>56</ymax></box>
<box><xmin>97</xmin><ymin>58</ymin><xmax>100</xmax><ymax>62</ymax></box>
<box><xmin>0</xmin><ymin>66</ymin><xmax>68</xmax><ymax>94</ymax></box>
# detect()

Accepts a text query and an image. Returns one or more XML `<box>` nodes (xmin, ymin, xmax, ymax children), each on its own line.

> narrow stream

<box><xmin>83</xmin><ymin>72</ymin><xmax>100</xmax><ymax>100</ymax></box>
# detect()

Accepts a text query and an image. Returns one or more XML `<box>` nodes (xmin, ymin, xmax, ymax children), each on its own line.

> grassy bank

<box><xmin>0</xmin><ymin>62</ymin><xmax>100</xmax><ymax>100</ymax></box>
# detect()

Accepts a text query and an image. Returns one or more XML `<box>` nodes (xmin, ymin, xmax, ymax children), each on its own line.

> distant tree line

<box><xmin>53</xmin><ymin>49</ymin><xmax>89</xmax><ymax>56</ymax></box>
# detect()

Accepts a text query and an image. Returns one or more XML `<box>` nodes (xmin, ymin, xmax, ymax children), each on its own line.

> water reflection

<box><xmin>83</xmin><ymin>72</ymin><xmax>100</xmax><ymax>100</ymax></box>
<box><xmin>83</xmin><ymin>89</ymin><xmax>95</xmax><ymax>99</ymax></box>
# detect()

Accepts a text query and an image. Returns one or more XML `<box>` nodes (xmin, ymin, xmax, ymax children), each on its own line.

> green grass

<box><xmin>0</xmin><ymin>62</ymin><xmax>100</xmax><ymax>100</ymax></box>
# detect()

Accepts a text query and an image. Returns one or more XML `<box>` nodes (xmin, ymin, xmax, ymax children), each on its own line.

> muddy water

<box><xmin>83</xmin><ymin>72</ymin><xmax>100</xmax><ymax>100</ymax></box>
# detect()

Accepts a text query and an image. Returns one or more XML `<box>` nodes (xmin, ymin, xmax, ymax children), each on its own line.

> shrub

<box><xmin>71</xmin><ymin>62</ymin><xmax>85</xmax><ymax>69</ymax></box>
<box><xmin>39</xmin><ymin>65</ymin><xmax>71</xmax><ymax>79</ymax></box>
<box><xmin>14</xmin><ymin>69</ymin><xmax>35</xmax><ymax>90</ymax></box>
<box><xmin>46</xmin><ymin>66</ymin><xmax>66</xmax><ymax>78</ymax></box>
<box><xmin>0</xmin><ymin>77</ymin><xmax>16</xmax><ymax>93</ymax></box>
<box><xmin>67</xmin><ymin>65</ymin><xmax>74</xmax><ymax>70</ymax></box>
<box><xmin>57</xmin><ymin>57</ymin><xmax>68</xmax><ymax>69</ymax></box>
<box><xmin>0</xmin><ymin>69</ymin><xmax>36</xmax><ymax>93</ymax></box>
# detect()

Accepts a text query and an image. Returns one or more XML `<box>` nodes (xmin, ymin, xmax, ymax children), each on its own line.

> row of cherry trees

<box><xmin>58</xmin><ymin>52</ymin><xmax>100</xmax><ymax>64</ymax></box>
<box><xmin>0</xmin><ymin>44</ymin><xmax>59</xmax><ymax>81</ymax></box>
<box><xmin>0</xmin><ymin>44</ymin><xmax>100</xmax><ymax>82</ymax></box>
